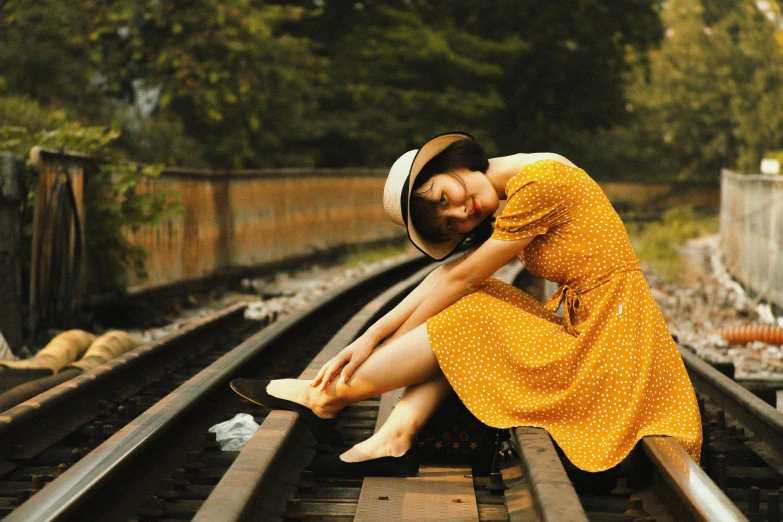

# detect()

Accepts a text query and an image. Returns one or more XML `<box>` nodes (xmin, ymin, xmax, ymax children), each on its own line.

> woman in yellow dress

<box><xmin>231</xmin><ymin>131</ymin><xmax>702</xmax><ymax>476</ymax></box>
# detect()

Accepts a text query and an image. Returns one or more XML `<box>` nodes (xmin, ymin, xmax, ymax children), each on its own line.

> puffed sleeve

<box><xmin>491</xmin><ymin>159</ymin><xmax>573</xmax><ymax>241</ymax></box>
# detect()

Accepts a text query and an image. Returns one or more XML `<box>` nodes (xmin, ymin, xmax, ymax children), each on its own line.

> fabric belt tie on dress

<box><xmin>544</xmin><ymin>262</ymin><xmax>643</xmax><ymax>337</ymax></box>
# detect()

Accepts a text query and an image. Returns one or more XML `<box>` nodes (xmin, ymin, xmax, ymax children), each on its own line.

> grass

<box><xmin>338</xmin><ymin>238</ymin><xmax>413</xmax><ymax>268</ymax></box>
<box><xmin>625</xmin><ymin>206</ymin><xmax>719</xmax><ymax>281</ymax></box>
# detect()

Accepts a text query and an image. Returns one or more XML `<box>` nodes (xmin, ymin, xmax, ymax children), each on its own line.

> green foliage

<box><xmin>282</xmin><ymin>0</ymin><xmax>663</xmax><ymax>165</ymax></box>
<box><xmin>4</xmin><ymin>0</ymin><xmax>780</xmax><ymax>180</ymax></box>
<box><xmin>86</xmin><ymin>0</ymin><xmax>325</xmax><ymax>168</ymax></box>
<box><xmin>626</xmin><ymin>205</ymin><xmax>718</xmax><ymax>279</ymax></box>
<box><xmin>0</xmin><ymin>0</ymin><xmax>94</xmax><ymax>108</ymax></box>
<box><xmin>591</xmin><ymin>0</ymin><xmax>783</xmax><ymax>181</ymax></box>
<box><xmin>1</xmin><ymin>0</ymin><xmax>665</xmax><ymax>170</ymax></box>
<box><xmin>308</xmin><ymin>4</ymin><xmax>512</xmax><ymax>164</ymax></box>
<box><xmin>0</xmin><ymin>96</ymin><xmax>175</xmax><ymax>292</ymax></box>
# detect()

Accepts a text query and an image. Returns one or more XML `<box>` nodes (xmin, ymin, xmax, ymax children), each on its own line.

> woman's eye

<box><xmin>446</xmin><ymin>219</ymin><xmax>452</xmax><ymax>230</ymax></box>
<box><xmin>439</xmin><ymin>195</ymin><xmax>447</xmax><ymax>205</ymax></box>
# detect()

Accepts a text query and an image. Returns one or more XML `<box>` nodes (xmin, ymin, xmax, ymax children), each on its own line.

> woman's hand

<box><xmin>311</xmin><ymin>335</ymin><xmax>376</xmax><ymax>391</ymax></box>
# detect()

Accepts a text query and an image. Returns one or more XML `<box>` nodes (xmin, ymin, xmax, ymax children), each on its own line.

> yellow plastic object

<box><xmin>0</xmin><ymin>330</ymin><xmax>95</xmax><ymax>373</ymax></box>
<box><xmin>69</xmin><ymin>331</ymin><xmax>143</xmax><ymax>371</ymax></box>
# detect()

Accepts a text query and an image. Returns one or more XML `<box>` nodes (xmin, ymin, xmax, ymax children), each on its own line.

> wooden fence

<box><xmin>26</xmin><ymin>149</ymin><xmax>724</xmax><ymax>299</ymax></box>
<box><xmin>126</xmin><ymin>168</ymin><xmax>403</xmax><ymax>292</ymax></box>
<box><xmin>720</xmin><ymin>169</ymin><xmax>783</xmax><ymax>310</ymax></box>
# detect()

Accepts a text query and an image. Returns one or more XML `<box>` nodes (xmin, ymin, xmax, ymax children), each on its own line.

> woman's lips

<box><xmin>473</xmin><ymin>199</ymin><xmax>481</xmax><ymax>217</ymax></box>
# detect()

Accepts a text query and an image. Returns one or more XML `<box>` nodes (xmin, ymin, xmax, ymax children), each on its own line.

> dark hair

<box><xmin>410</xmin><ymin>137</ymin><xmax>492</xmax><ymax>244</ymax></box>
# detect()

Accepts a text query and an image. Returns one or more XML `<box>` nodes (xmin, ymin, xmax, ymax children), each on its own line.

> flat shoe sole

<box><xmin>229</xmin><ymin>378</ymin><xmax>335</xmax><ymax>438</ymax></box>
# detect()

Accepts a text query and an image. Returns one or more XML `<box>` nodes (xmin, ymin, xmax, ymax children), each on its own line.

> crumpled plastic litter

<box><xmin>208</xmin><ymin>413</ymin><xmax>259</xmax><ymax>451</ymax></box>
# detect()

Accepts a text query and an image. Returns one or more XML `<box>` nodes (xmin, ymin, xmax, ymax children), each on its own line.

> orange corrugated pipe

<box><xmin>717</xmin><ymin>325</ymin><xmax>783</xmax><ymax>346</ymax></box>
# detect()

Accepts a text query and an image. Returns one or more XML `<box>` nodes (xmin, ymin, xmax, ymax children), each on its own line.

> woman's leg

<box><xmin>267</xmin><ymin>323</ymin><xmax>441</xmax><ymax>418</ymax></box>
<box><xmin>340</xmin><ymin>374</ymin><xmax>453</xmax><ymax>461</ymax></box>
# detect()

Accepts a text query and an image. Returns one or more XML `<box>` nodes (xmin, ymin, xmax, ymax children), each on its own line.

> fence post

<box><xmin>28</xmin><ymin>147</ymin><xmax>89</xmax><ymax>335</ymax></box>
<box><xmin>0</xmin><ymin>153</ymin><xmax>26</xmax><ymax>352</ymax></box>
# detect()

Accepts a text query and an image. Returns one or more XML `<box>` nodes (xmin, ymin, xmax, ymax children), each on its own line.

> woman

<box><xmin>231</xmin><ymin>131</ymin><xmax>702</xmax><ymax>477</ymax></box>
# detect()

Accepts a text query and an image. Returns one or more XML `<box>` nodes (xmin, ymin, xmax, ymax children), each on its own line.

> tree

<box><xmin>608</xmin><ymin>0</ymin><xmax>783</xmax><ymax>180</ymax></box>
<box><xmin>0</xmin><ymin>0</ymin><xmax>95</xmax><ymax>109</ymax></box>
<box><xmin>87</xmin><ymin>0</ymin><xmax>326</xmax><ymax>167</ymax></box>
<box><xmin>272</xmin><ymin>0</ymin><xmax>664</xmax><ymax>167</ymax></box>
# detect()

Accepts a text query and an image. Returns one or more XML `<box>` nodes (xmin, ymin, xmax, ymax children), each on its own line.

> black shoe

<box><xmin>230</xmin><ymin>378</ymin><xmax>335</xmax><ymax>438</ymax></box>
<box><xmin>311</xmin><ymin>449</ymin><xmax>419</xmax><ymax>478</ymax></box>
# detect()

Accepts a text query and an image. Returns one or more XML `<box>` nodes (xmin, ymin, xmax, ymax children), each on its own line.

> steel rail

<box><xmin>193</xmin><ymin>262</ymin><xmax>437</xmax><ymax>521</ymax></box>
<box><xmin>680</xmin><ymin>345</ymin><xmax>783</xmax><ymax>475</ymax></box>
<box><xmin>506</xmin><ymin>269</ymin><xmax>746</xmax><ymax>522</ymax></box>
<box><xmin>4</xmin><ymin>254</ymin><xmax>427</xmax><ymax>522</ymax></box>
<box><xmin>642</xmin><ymin>436</ymin><xmax>748</xmax><ymax>521</ymax></box>
<box><xmin>494</xmin><ymin>263</ymin><xmax>590</xmax><ymax>522</ymax></box>
<box><xmin>511</xmin><ymin>427</ymin><xmax>590</xmax><ymax>522</ymax></box>
<box><xmin>0</xmin><ymin>303</ymin><xmax>247</xmax><ymax>467</ymax></box>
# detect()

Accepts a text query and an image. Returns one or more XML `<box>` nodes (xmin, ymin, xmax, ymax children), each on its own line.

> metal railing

<box><xmin>720</xmin><ymin>169</ymin><xmax>783</xmax><ymax>309</ymax></box>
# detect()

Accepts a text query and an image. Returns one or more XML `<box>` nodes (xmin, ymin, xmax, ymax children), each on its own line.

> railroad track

<box><xmin>0</xmin><ymin>254</ymin><xmax>429</xmax><ymax>521</ymax></box>
<box><xmin>0</xmin><ymin>254</ymin><xmax>780</xmax><ymax>521</ymax></box>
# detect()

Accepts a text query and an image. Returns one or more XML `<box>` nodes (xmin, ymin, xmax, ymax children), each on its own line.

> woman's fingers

<box><xmin>312</xmin><ymin>362</ymin><xmax>330</xmax><ymax>387</ymax></box>
<box><xmin>339</xmin><ymin>355</ymin><xmax>363</xmax><ymax>383</ymax></box>
<box><xmin>340</xmin><ymin>348</ymin><xmax>372</xmax><ymax>383</ymax></box>
<box><xmin>319</xmin><ymin>356</ymin><xmax>348</xmax><ymax>391</ymax></box>
<box><xmin>312</xmin><ymin>347</ymin><xmax>359</xmax><ymax>390</ymax></box>
<box><xmin>340</xmin><ymin>361</ymin><xmax>358</xmax><ymax>384</ymax></box>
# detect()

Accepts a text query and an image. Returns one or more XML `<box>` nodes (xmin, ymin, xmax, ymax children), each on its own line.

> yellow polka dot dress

<box><xmin>427</xmin><ymin>160</ymin><xmax>702</xmax><ymax>472</ymax></box>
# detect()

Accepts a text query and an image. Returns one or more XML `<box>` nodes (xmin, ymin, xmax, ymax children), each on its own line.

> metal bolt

<box><xmin>97</xmin><ymin>400</ymin><xmax>113</xmax><ymax>417</ymax></box>
<box><xmin>183</xmin><ymin>451</ymin><xmax>203</xmax><ymax>471</ymax></box>
<box><xmin>201</xmin><ymin>434</ymin><xmax>220</xmax><ymax>450</ymax></box>
<box><xmin>768</xmin><ymin>488</ymin><xmax>780</xmax><ymax>522</ymax></box>
<box><xmin>172</xmin><ymin>468</ymin><xmax>189</xmax><ymax>486</ymax></box>
<box><xmin>137</xmin><ymin>496</ymin><xmax>165</xmax><ymax>518</ymax></box>
<box><xmin>701</xmin><ymin>429</ymin><xmax>711</xmax><ymax>470</ymax></box>
<box><xmin>486</xmin><ymin>472</ymin><xmax>508</xmax><ymax>494</ymax></box>
<box><xmin>611</xmin><ymin>476</ymin><xmax>633</xmax><ymax>496</ymax></box>
<box><xmin>714</xmin><ymin>455</ymin><xmax>727</xmax><ymax>490</ymax></box>
<box><xmin>158</xmin><ymin>478</ymin><xmax>178</xmax><ymax>500</ymax></box>
<box><xmin>748</xmin><ymin>486</ymin><xmax>760</xmax><ymax>513</ymax></box>
<box><xmin>30</xmin><ymin>474</ymin><xmax>45</xmax><ymax>494</ymax></box>
<box><xmin>623</xmin><ymin>497</ymin><xmax>649</xmax><ymax>517</ymax></box>
<box><xmin>55</xmin><ymin>463</ymin><xmax>68</xmax><ymax>477</ymax></box>
<box><xmin>69</xmin><ymin>448</ymin><xmax>83</xmax><ymax>462</ymax></box>
<box><xmin>715</xmin><ymin>410</ymin><xmax>726</xmax><ymax>431</ymax></box>
<box><xmin>91</xmin><ymin>421</ymin><xmax>104</xmax><ymax>440</ymax></box>
<box><xmin>298</xmin><ymin>470</ymin><xmax>316</xmax><ymax>490</ymax></box>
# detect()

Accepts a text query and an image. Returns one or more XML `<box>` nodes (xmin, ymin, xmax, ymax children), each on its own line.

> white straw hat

<box><xmin>383</xmin><ymin>132</ymin><xmax>472</xmax><ymax>260</ymax></box>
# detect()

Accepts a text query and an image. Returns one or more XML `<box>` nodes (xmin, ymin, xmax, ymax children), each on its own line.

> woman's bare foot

<box><xmin>266</xmin><ymin>378</ymin><xmax>338</xmax><ymax>418</ymax></box>
<box><xmin>340</xmin><ymin>433</ymin><xmax>412</xmax><ymax>462</ymax></box>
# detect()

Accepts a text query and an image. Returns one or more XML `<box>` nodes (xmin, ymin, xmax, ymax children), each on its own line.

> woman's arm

<box><xmin>400</xmin><ymin>236</ymin><xmax>532</xmax><ymax>332</ymax></box>
<box><xmin>311</xmin><ymin>252</ymin><xmax>472</xmax><ymax>390</ymax></box>
<box><xmin>312</xmin><ymin>237</ymin><xmax>532</xmax><ymax>390</ymax></box>
<box><xmin>362</xmin><ymin>252</ymin><xmax>475</xmax><ymax>344</ymax></box>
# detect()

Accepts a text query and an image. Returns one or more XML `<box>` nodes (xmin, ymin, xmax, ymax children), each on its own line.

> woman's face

<box><xmin>416</xmin><ymin>169</ymin><xmax>499</xmax><ymax>238</ymax></box>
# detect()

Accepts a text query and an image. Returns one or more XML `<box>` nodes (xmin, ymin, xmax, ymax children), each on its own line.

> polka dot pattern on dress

<box><xmin>427</xmin><ymin>159</ymin><xmax>702</xmax><ymax>472</ymax></box>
